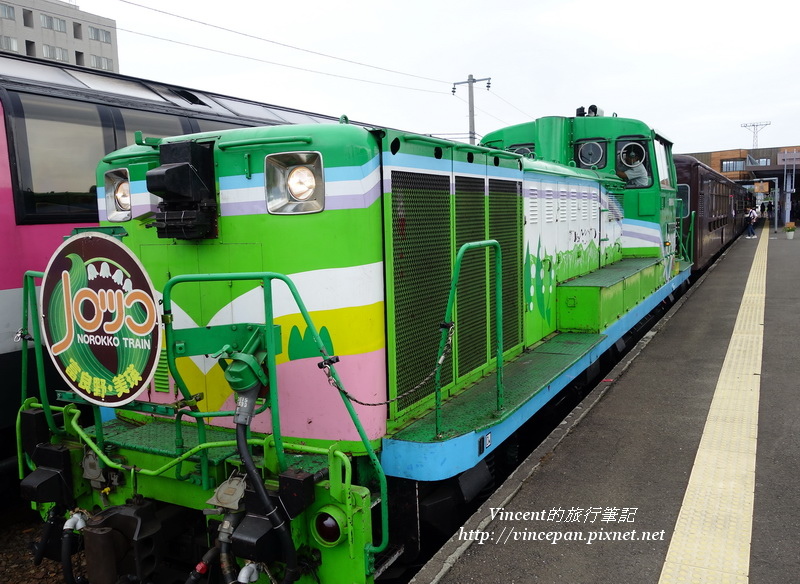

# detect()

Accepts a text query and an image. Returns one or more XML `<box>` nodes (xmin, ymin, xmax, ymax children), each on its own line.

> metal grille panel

<box><xmin>608</xmin><ymin>192</ymin><xmax>625</xmax><ymax>221</ymax></box>
<box><xmin>455</xmin><ymin>176</ymin><xmax>488</xmax><ymax>377</ymax></box>
<box><xmin>101</xmin><ymin>418</ymin><xmax>235</xmax><ymax>464</ymax></box>
<box><xmin>558</xmin><ymin>187</ymin><xmax>568</xmax><ymax>222</ymax></box>
<box><xmin>569</xmin><ymin>188</ymin><xmax>579</xmax><ymax>221</ymax></box>
<box><xmin>544</xmin><ymin>188</ymin><xmax>556</xmax><ymax>223</ymax></box>
<box><xmin>529</xmin><ymin>185</ymin><xmax>540</xmax><ymax>225</ymax></box>
<box><xmin>391</xmin><ymin>171</ymin><xmax>453</xmax><ymax>411</ymax></box>
<box><xmin>390</xmin><ymin>171</ymin><xmax>523</xmax><ymax>414</ymax></box>
<box><xmin>489</xmin><ymin>179</ymin><xmax>523</xmax><ymax>352</ymax></box>
<box><xmin>581</xmin><ymin>188</ymin><xmax>590</xmax><ymax>220</ymax></box>
<box><xmin>152</xmin><ymin>348</ymin><xmax>171</xmax><ymax>394</ymax></box>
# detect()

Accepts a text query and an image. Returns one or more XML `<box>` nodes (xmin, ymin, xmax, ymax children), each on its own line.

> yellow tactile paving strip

<box><xmin>659</xmin><ymin>231</ymin><xmax>767</xmax><ymax>584</ymax></box>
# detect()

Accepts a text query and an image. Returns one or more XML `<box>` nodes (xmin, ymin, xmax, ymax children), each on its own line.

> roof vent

<box><xmin>171</xmin><ymin>88</ymin><xmax>207</xmax><ymax>106</ymax></box>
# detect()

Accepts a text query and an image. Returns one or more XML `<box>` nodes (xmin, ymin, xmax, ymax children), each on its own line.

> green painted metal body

<box><xmin>18</xmin><ymin>260</ymin><xmax>384</xmax><ymax>583</ymax></box>
<box><xmin>15</xmin><ymin>109</ymin><xmax>695</xmax><ymax>583</ymax></box>
<box><xmin>557</xmin><ymin>258</ymin><xmax>662</xmax><ymax>333</ymax></box>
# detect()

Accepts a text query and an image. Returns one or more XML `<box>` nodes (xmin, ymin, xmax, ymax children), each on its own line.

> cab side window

<box><xmin>575</xmin><ymin>140</ymin><xmax>607</xmax><ymax>169</ymax></box>
<box><xmin>616</xmin><ymin>141</ymin><xmax>651</xmax><ymax>188</ymax></box>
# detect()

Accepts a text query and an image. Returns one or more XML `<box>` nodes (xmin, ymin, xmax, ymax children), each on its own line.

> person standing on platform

<box><xmin>745</xmin><ymin>206</ymin><xmax>757</xmax><ymax>239</ymax></box>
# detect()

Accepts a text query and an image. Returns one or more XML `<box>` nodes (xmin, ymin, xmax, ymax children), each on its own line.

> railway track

<box><xmin>0</xmin><ymin>503</ymin><xmax>72</xmax><ymax>584</ymax></box>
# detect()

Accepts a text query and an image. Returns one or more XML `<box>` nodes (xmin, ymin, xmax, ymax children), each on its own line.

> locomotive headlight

<box><xmin>311</xmin><ymin>505</ymin><xmax>348</xmax><ymax>547</ymax></box>
<box><xmin>287</xmin><ymin>166</ymin><xmax>316</xmax><ymax>200</ymax></box>
<box><xmin>266</xmin><ymin>152</ymin><xmax>325</xmax><ymax>214</ymax></box>
<box><xmin>114</xmin><ymin>180</ymin><xmax>131</xmax><ymax>211</ymax></box>
<box><xmin>104</xmin><ymin>168</ymin><xmax>132</xmax><ymax>222</ymax></box>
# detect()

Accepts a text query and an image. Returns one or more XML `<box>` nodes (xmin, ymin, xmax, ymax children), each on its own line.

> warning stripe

<box><xmin>659</xmin><ymin>229</ymin><xmax>767</xmax><ymax>583</ymax></box>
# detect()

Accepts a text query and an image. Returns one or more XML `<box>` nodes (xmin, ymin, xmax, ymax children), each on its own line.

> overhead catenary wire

<box><xmin>116</xmin><ymin>0</ymin><xmax>450</xmax><ymax>85</ymax></box>
<box><xmin>452</xmin><ymin>94</ymin><xmax>511</xmax><ymax>126</ymax></box>
<box><xmin>114</xmin><ymin>27</ymin><xmax>446</xmax><ymax>94</ymax></box>
<box><xmin>6</xmin><ymin>0</ymin><xmax>447</xmax><ymax>94</ymax></box>
<box><xmin>111</xmin><ymin>0</ymin><xmax>534</xmax><ymax>121</ymax></box>
<box><xmin>11</xmin><ymin>0</ymin><xmax>536</xmax><ymax>131</ymax></box>
<box><xmin>490</xmin><ymin>92</ymin><xmax>535</xmax><ymax>119</ymax></box>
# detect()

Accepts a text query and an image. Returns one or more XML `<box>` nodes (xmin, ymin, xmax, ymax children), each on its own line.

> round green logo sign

<box><xmin>40</xmin><ymin>232</ymin><xmax>162</xmax><ymax>407</ymax></box>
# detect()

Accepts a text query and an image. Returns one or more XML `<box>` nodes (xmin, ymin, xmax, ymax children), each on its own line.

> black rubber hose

<box><xmin>184</xmin><ymin>544</ymin><xmax>221</xmax><ymax>584</ymax></box>
<box><xmin>219</xmin><ymin>541</ymin><xmax>238</xmax><ymax>584</ymax></box>
<box><xmin>60</xmin><ymin>530</ymin><xmax>77</xmax><ymax>584</ymax></box>
<box><xmin>236</xmin><ymin>422</ymin><xmax>299</xmax><ymax>583</ymax></box>
<box><xmin>33</xmin><ymin>507</ymin><xmax>63</xmax><ymax>566</ymax></box>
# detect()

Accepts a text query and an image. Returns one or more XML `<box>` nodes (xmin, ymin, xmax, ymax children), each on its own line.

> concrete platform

<box><xmin>412</xmin><ymin>222</ymin><xmax>800</xmax><ymax>583</ymax></box>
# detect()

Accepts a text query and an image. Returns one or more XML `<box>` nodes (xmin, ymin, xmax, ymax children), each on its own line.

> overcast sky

<box><xmin>74</xmin><ymin>0</ymin><xmax>800</xmax><ymax>154</ymax></box>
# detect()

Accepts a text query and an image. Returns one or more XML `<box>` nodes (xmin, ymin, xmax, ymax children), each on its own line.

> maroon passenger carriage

<box><xmin>674</xmin><ymin>154</ymin><xmax>753</xmax><ymax>272</ymax></box>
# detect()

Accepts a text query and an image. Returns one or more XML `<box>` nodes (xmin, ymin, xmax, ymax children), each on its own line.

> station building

<box><xmin>682</xmin><ymin>145</ymin><xmax>800</xmax><ymax>223</ymax></box>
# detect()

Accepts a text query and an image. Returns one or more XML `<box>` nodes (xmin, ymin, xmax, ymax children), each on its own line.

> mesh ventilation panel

<box><xmin>391</xmin><ymin>171</ymin><xmax>453</xmax><ymax>411</ymax></box>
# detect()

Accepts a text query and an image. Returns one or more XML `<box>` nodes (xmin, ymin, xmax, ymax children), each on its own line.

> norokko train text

<box><xmin>16</xmin><ymin>107</ymin><xmax>739</xmax><ymax>583</ymax></box>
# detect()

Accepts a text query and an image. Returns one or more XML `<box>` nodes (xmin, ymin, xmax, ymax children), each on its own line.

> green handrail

<box><xmin>20</xmin><ymin>271</ymin><xmax>65</xmax><ymax>437</ymax></box>
<box><xmin>162</xmin><ymin>272</ymin><xmax>389</xmax><ymax>556</ymax></box>
<box><xmin>433</xmin><ymin>240</ymin><xmax>504</xmax><ymax>438</ymax></box>
<box><xmin>21</xmin><ymin>400</ymin><xmax>353</xmax><ymax>495</ymax></box>
<box><xmin>19</xmin><ymin>266</ymin><xmax>389</xmax><ymax>559</ymax></box>
<box><xmin>675</xmin><ymin>209</ymin><xmax>696</xmax><ymax>264</ymax></box>
<box><xmin>162</xmin><ymin>273</ymin><xmax>286</xmax><ymax>472</ymax></box>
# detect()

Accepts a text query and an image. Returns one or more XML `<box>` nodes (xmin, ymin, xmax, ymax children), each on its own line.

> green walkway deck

<box><xmin>99</xmin><ymin>417</ymin><xmax>238</xmax><ymax>464</ymax></box>
<box><xmin>393</xmin><ymin>332</ymin><xmax>605</xmax><ymax>443</ymax></box>
<box><xmin>95</xmin><ymin>415</ymin><xmax>330</xmax><ymax>474</ymax></box>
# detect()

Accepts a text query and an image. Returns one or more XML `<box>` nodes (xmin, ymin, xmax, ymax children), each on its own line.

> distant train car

<box><xmin>17</xmin><ymin>107</ymin><xmax>694</xmax><ymax>583</ymax></box>
<box><xmin>0</xmin><ymin>53</ymin><xmax>361</xmax><ymax>459</ymax></box>
<box><xmin>674</xmin><ymin>154</ymin><xmax>752</xmax><ymax>271</ymax></box>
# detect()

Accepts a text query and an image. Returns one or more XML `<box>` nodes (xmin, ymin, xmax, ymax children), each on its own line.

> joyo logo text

<box><xmin>40</xmin><ymin>232</ymin><xmax>162</xmax><ymax>406</ymax></box>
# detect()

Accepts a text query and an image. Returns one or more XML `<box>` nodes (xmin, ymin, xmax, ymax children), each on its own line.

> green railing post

<box><xmin>161</xmin><ymin>272</ymin><xmax>389</xmax><ymax>556</ymax></box>
<box><xmin>676</xmin><ymin>211</ymin><xmax>696</xmax><ymax>264</ymax></box>
<box><xmin>163</xmin><ymin>273</ymin><xmax>288</xmax><ymax>474</ymax></box>
<box><xmin>21</xmin><ymin>271</ymin><xmax>65</xmax><ymax>436</ymax></box>
<box><xmin>433</xmin><ymin>240</ymin><xmax>504</xmax><ymax>438</ymax></box>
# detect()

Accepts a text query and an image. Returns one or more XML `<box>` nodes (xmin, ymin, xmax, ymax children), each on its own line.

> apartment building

<box><xmin>0</xmin><ymin>0</ymin><xmax>117</xmax><ymax>71</ymax></box>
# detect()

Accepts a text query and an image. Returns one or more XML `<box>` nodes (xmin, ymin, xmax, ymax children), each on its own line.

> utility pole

<box><xmin>452</xmin><ymin>74</ymin><xmax>491</xmax><ymax>145</ymax></box>
<box><xmin>741</xmin><ymin>121</ymin><xmax>771</xmax><ymax>148</ymax></box>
